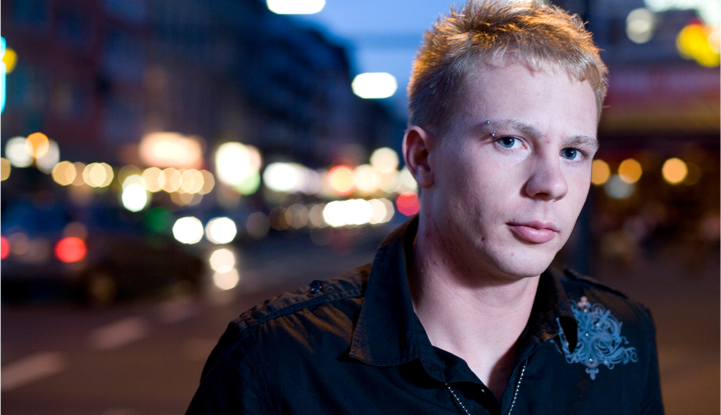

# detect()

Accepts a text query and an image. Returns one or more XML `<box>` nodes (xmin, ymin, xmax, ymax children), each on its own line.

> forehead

<box><xmin>446</xmin><ymin>61</ymin><xmax>598</xmax><ymax>135</ymax></box>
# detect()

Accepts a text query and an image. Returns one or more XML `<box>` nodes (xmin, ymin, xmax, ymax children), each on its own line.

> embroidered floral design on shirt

<box><xmin>557</xmin><ymin>296</ymin><xmax>638</xmax><ymax>380</ymax></box>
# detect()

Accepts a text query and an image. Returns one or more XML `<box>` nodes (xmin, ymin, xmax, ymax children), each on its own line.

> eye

<box><xmin>498</xmin><ymin>136</ymin><xmax>517</xmax><ymax>148</ymax></box>
<box><xmin>561</xmin><ymin>148</ymin><xmax>579</xmax><ymax>160</ymax></box>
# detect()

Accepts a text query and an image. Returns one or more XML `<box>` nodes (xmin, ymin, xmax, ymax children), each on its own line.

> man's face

<box><xmin>422</xmin><ymin>62</ymin><xmax>598</xmax><ymax>281</ymax></box>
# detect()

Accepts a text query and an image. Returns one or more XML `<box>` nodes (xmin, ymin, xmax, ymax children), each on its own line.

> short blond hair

<box><xmin>408</xmin><ymin>0</ymin><xmax>608</xmax><ymax>132</ymax></box>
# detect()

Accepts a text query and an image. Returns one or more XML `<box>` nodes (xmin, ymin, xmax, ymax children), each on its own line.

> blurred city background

<box><xmin>1</xmin><ymin>0</ymin><xmax>718</xmax><ymax>414</ymax></box>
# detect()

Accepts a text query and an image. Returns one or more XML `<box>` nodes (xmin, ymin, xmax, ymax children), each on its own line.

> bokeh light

<box><xmin>234</xmin><ymin>171</ymin><xmax>261</xmax><ymax>195</ymax></box>
<box><xmin>327</xmin><ymin>165</ymin><xmax>356</xmax><ymax>196</ymax></box>
<box><xmin>36</xmin><ymin>139</ymin><xmax>60</xmax><ymax>173</ymax></box>
<box><xmin>139</xmin><ymin>132</ymin><xmax>203</xmax><ymax>169</ymax></box>
<box><xmin>54</xmin><ymin>237</ymin><xmax>87</xmax><ymax>263</ymax></box>
<box><xmin>316</xmin><ymin>199</ymin><xmax>394</xmax><ymax>228</ymax></box>
<box><xmin>199</xmin><ymin>170</ymin><xmax>216</xmax><ymax>194</ymax></box>
<box><xmin>5</xmin><ymin>136</ymin><xmax>33</xmax><ymax>167</ymax></box>
<box><xmin>172</xmin><ymin>217</ymin><xmax>204</xmax><ymax>244</ymax></box>
<box><xmin>180</xmin><ymin>169</ymin><xmax>205</xmax><ymax>194</ymax></box>
<box><xmin>354</xmin><ymin>164</ymin><xmax>380</xmax><ymax>195</ymax></box>
<box><xmin>72</xmin><ymin>163</ymin><xmax>86</xmax><ymax>186</ymax></box>
<box><xmin>269</xmin><ymin>207</ymin><xmax>289</xmax><ymax>231</ymax></box>
<box><xmin>323</xmin><ymin>199</ymin><xmax>372</xmax><ymax>227</ymax></box>
<box><xmin>396</xmin><ymin>192</ymin><xmax>421</xmax><ymax>216</ymax></box>
<box><xmin>215</xmin><ymin>143</ymin><xmax>261</xmax><ymax>193</ymax></box>
<box><xmin>144</xmin><ymin>207</ymin><xmax>173</xmax><ymax>233</ymax></box>
<box><xmin>122</xmin><ymin>182</ymin><xmax>149</xmax><ymax>212</ymax></box>
<box><xmin>263</xmin><ymin>162</ymin><xmax>305</xmax><ymax>193</ymax></box>
<box><xmin>626</xmin><ymin>8</ymin><xmax>656</xmax><ymax>44</ymax></box>
<box><xmin>677</xmin><ymin>21</ymin><xmax>720</xmax><ymax>67</ymax></box>
<box><xmin>1</xmin><ymin>157</ymin><xmax>11</xmax><ymax>181</ymax></box>
<box><xmin>618</xmin><ymin>158</ymin><xmax>643</xmax><ymax>184</ymax></box>
<box><xmin>118</xmin><ymin>165</ymin><xmax>142</xmax><ymax>186</ymax></box>
<box><xmin>591</xmin><ymin>159</ymin><xmax>611</xmax><ymax>186</ymax></box>
<box><xmin>170</xmin><ymin>191</ymin><xmax>201</xmax><ymax>207</ymax></box>
<box><xmin>25</xmin><ymin>132</ymin><xmax>49</xmax><ymax>159</ymax></box>
<box><xmin>53</xmin><ymin>161</ymin><xmax>77</xmax><ymax>186</ymax></box>
<box><xmin>267</xmin><ymin>0</ymin><xmax>325</xmax><ymax>14</ymax></box>
<box><xmin>378</xmin><ymin>171</ymin><xmax>401</xmax><ymax>193</ymax></box>
<box><xmin>213</xmin><ymin>268</ymin><xmax>240</xmax><ymax>291</ymax></box>
<box><xmin>160</xmin><ymin>168</ymin><xmax>182</xmax><ymax>192</ymax></box>
<box><xmin>2</xmin><ymin>46</ymin><xmax>17</xmax><ymax>74</ymax></box>
<box><xmin>206</xmin><ymin>217</ymin><xmax>238</xmax><ymax>244</ymax></box>
<box><xmin>308</xmin><ymin>204</ymin><xmax>326</xmax><ymax>227</ymax></box>
<box><xmin>662</xmin><ymin>157</ymin><xmax>688</xmax><ymax>184</ymax></box>
<box><xmin>209</xmin><ymin>248</ymin><xmax>236</xmax><ymax>273</ymax></box>
<box><xmin>368</xmin><ymin>198</ymin><xmax>395</xmax><ymax>224</ymax></box>
<box><xmin>370</xmin><ymin>147</ymin><xmax>399</xmax><ymax>174</ymax></box>
<box><xmin>9</xmin><ymin>233</ymin><xmax>29</xmax><ymax>255</ymax></box>
<box><xmin>352</xmin><ymin>73</ymin><xmax>398</xmax><ymax>99</ymax></box>
<box><xmin>398</xmin><ymin>166</ymin><xmax>418</xmax><ymax>193</ymax></box>
<box><xmin>83</xmin><ymin>163</ymin><xmax>114</xmax><ymax>187</ymax></box>
<box><xmin>287</xmin><ymin>204</ymin><xmax>310</xmax><ymax>229</ymax></box>
<box><xmin>1</xmin><ymin>236</ymin><xmax>9</xmax><ymax>259</ymax></box>
<box><xmin>143</xmin><ymin>167</ymin><xmax>163</xmax><ymax>192</ymax></box>
<box><xmin>604</xmin><ymin>174</ymin><xmax>635</xmax><ymax>199</ymax></box>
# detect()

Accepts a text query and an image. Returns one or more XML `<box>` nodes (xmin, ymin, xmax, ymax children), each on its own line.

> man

<box><xmin>187</xmin><ymin>1</ymin><xmax>663</xmax><ymax>414</ymax></box>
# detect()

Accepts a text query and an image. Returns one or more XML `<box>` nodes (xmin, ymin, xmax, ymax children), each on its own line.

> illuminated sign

<box><xmin>1</xmin><ymin>37</ymin><xmax>6</xmax><ymax>114</ymax></box>
<box><xmin>644</xmin><ymin>0</ymin><xmax>720</xmax><ymax>26</ymax></box>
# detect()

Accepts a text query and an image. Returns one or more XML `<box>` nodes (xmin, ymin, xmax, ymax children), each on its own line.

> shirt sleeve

<box><xmin>186</xmin><ymin>322</ymin><xmax>270</xmax><ymax>415</ymax></box>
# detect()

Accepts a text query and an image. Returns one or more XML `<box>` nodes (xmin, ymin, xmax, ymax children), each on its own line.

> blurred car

<box><xmin>1</xmin><ymin>199</ymin><xmax>204</xmax><ymax>305</ymax></box>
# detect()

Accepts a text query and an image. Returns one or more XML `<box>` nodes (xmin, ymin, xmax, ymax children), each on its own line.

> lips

<box><xmin>508</xmin><ymin>221</ymin><xmax>559</xmax><ymax>244</ymax></box>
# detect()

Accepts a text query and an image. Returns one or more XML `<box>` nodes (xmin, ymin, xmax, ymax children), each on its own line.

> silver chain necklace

<box><xmin>445</xmin><ymin>361</ymin><xmax>527</xmax><ymax>415</ymax></box>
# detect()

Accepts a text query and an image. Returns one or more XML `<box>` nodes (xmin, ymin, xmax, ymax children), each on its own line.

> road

<box><xmin>1</xmin><ymin>225</ymin><xmax>387</xmax><ymax>415</ymax></box>
<box><xmin>2</xmin><ymin>225</ymin><xmax>718</xmax><ymax>415</ymax></box>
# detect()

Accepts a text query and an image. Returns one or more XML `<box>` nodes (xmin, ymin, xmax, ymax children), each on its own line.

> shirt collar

<box><xmin>349</xmin><ymin>216</ymin><xmax>421</xmax><ymax>366</ymax></box>
<box><xmin>348</xmin><ymin>215</ymin><xmax>579</xmax><ymax>370</ymax></box>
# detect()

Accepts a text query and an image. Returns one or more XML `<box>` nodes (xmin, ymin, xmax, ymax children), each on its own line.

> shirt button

<box><xmin>309</xmin><ymin>280</ymin><xmax>322</xmax><ymax>294</ymax></box>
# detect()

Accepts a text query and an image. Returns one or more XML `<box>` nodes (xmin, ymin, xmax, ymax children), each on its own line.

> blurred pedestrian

<box><xmin>187</xmin><ymin>1</ymin><xmax>663</xmax><ymax>413</ymax></box>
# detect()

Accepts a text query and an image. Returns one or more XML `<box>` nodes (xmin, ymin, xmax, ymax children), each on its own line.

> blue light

<box><xmin>0</xmin><ymin>36</ymin><xmax>6</xmax><ymax>114</ymax></box>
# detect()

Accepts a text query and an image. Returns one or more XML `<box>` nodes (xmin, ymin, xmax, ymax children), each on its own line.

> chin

<box><xmin>494</xmin><ymin>250</ymin><xmax>556</xmax><ymax>280</ymax></box>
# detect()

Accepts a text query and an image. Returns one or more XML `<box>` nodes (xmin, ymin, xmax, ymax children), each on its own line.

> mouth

<box><xmin>507</xmin><ymin>221</ymin><xmax>559</xmax><ymax>244</ymax></box>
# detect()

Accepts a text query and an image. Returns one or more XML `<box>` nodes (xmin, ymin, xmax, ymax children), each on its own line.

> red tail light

<box><xmin>54</xmin><ymin>237</ymin><xmax>86</xmax><ymax>263</ymax></box>
<box><xmin>1</xmin><ymin>236</ymin><xmax>9</xmax><ymax>260</ymax></box>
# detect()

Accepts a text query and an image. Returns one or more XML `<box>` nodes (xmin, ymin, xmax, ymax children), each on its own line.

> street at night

<box><xmin>2</xmin><ymin>225</ymin><xmax>719</xmax><ymax>414</ymax></box>
<box><xmin>1</xmin><ymin>0</ymin><xmax>719</xmax><ymax>413</ymax></box>
<box><xmin>2</xmin><ymin>225</ymin><xmax>388</xmax><ymax>415</ymax></box>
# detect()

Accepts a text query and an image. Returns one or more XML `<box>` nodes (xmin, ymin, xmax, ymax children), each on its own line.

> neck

<box><xmin>409</xmin><ymin>216</ymin><xmax>540</xmax><ymax>399</ymax></box>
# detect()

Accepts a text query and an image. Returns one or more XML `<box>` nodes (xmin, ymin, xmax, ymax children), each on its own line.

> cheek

<box><xmin>567</xmin><ymin>171</ymin><xmax>592</xmax><ymax>199</ymax></box>
<box><xmin>563</xmin><ymin>177</ymin><xmax>591</xmax><ymax>222</ymax></box>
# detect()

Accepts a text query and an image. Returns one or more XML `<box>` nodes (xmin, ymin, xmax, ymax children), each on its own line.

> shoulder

<box><xmin>559</xmin><ymin>268</ymin><xmax>628</xmax><ymax>299</ymax></box>
<box><xmin>196</xmin><ymin>263</ymin><xmax>372</xmax><ymax>382</ymax></box>
<box><xmin>230</xmin><ymin>263</ymin><xmax>371</xmax><ymax>338</ymax></box>
<box><xmin>557</xmin><ymin>268</ymin><xmax>656</xmax><ymax>333</ymax></box>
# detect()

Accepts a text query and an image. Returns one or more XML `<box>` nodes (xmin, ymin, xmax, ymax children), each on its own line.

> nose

<box><xmin>524</xmin><ymin>154</ymin><xmax>568</xmax><ymax>201</ymax></box>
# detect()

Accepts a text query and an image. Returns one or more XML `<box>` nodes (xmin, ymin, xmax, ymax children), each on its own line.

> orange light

<box><xmin>26</xmin><ymin>132</ymin><xmax>50</xmax><ymax>159</ymax></box>
<box><xmin>396</xmin><ymin>192</ymin><xmax>420</xmax><ymax>216</ymax></box>
<box><xmin>328</xmin><ymin>165</ymin><xmax>356</xmax><ymax>196</ymax></box>
<box><xmin>1</xmin><ymin>236</ymin><xmax>9</xmax><ymax>259</ymax></box>
<box><xmin>54</xmin><ymin>237</ymin><xmax>87</xmax><ymax>263</ymax></box>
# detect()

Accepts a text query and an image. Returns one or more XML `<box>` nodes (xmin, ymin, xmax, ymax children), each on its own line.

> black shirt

<box><xmin>187</xmin><ymin>217</ymin><xmax>663</xmax><ymax>414</ymax></box>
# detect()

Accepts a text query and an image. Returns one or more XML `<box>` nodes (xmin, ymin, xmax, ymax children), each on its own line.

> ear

<box><xmin>402</xmin><ymin>126</ymin><xmax>435</xmax><ymax>189</ymax></box>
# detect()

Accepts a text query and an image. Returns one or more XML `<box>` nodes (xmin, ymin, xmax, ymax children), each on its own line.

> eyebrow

<box><xmin>564</xmin><ymin>135</ymin><xmax>599</xmax><ymax>152</ymax></box>
<box><xmin>478</xmin><ymin>119</ymin><xmax>599</xmax><ymax>152</ymax></box>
